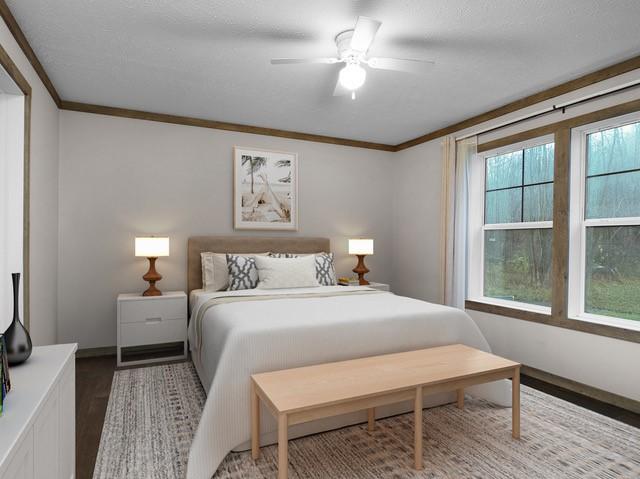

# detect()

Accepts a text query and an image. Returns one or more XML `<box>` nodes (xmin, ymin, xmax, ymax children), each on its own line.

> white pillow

<box><xmin>201</xmin><ymin>252</ymin><xmax>268</xmax><ymax>291</ymax></box>
<box><xmin>255</xmin><ymin>255</ymin><xmax>320</xmax><ymax>289</ymax></box>
<box><xmin>269</xmin><ymin>252</ymin><xmax>336</xmax><ymax>286</ymax></box>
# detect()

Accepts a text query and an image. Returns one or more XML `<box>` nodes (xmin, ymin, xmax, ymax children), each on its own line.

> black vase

<box><xmin>4</xmin><ymin>273</ymin><xmax>32</xmax><ymax>365</ymax></box>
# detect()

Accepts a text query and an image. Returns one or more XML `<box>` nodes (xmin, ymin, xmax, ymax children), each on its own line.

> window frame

<box><xmin>468</xmin><ymin>134</ymin><xmax>555</xmax><ymax>314</ymax></box>
<box><xmin>568</xmin><ymin>111</ymin><xmax>640</xmax><ymax>332</ymax></box>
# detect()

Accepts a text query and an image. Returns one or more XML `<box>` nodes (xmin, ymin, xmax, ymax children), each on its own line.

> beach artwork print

<box><xmin>233</xmin><ymin>147</ymin><xmax>298</xmax><ymax>230</ymax></box>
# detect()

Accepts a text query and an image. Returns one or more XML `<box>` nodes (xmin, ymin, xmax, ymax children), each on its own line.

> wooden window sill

<box><xmin>465</xmin><ymin>300</ymin><xmax>640</xmax><ymax>344</ymax></box>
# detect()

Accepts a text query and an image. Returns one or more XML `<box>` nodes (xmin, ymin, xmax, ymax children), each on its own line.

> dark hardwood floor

<box><xmin>76</xmin><ymin>355</ymin><xmax>117</xmax><ymax>479</ymax></box>
<box><xmin>520</xmin><ymin>375</ymin><xmax>640</xmax><ymax>428</ymax></box>
<box><xmin>75</xmin><ymin>356</ymin><xmax>640</xmax><ymax>479</ymax></box>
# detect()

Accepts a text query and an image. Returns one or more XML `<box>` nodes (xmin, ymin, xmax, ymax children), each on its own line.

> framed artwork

<box><xmin>233</xmin><ymin>147</ymin><xmax>298</xmax><ymax>230</ymax></box>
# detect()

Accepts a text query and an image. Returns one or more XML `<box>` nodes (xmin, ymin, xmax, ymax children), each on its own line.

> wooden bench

<box><xmin>251</xmin><ymin>344</ymin><xmax>521</xmax><ymax>479</ymax></box>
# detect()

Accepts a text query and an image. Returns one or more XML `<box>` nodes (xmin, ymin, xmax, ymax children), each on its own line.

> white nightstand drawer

<box><xmin>120</xmin><ymin>317</ymin><xmax>186</xmax><ymax>347</ymax></box>
<box><xmin>120</xmin><ymin>297</ymin><xmax>186</xmax><ymax>324</ymax></box>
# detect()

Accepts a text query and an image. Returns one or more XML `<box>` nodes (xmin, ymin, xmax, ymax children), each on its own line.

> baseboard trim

<box><xmin>522</xmin><ymin>365</ymin><xmax>640</xmax><ymax>415</ymax></box>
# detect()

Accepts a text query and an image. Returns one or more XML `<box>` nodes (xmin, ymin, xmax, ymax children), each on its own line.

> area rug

<box><xmin>93</xmin><ymin>361</ymin><xmax>640</xmax><ymax>479</ymax></box>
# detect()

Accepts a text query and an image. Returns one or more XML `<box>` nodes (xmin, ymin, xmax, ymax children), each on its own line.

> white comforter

<box><xmin>186</xmin><ymin>286</ymin><xmax>511</xmax><ymax>479</ymax></box>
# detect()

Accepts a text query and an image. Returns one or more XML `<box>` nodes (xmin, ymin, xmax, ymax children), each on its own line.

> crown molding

<box><xmin>0</xmin><ymin>27</ymin><xmax>29</xmax><ymax>95</ymax></box>
<box><xmin>476</xmin><ymin>96</ymin><xmax>640</xmax><ymax>153</ymax></box>
<box><xmin>1</xmin><ymin>0</ymin><xmax>639</xmax><ymax>151</ymax></box>
<box><xmin>0</xmin><ymin>1</ymin><xmax>395</xmax><ymax>151</ymax></box>
<box><xmin>395</xmin><ymin>54</ymin><xmax>640</xmax><ymax>151</ymax></box>
<box><xmin>0</xmin><ymin>0</ymin><xmax>61</xmax><ymax>106</ymax></box>
<box><xmin>59</xmin><ymin>101</ymin><xmax>397</xmax><ymax>151</ymax></box>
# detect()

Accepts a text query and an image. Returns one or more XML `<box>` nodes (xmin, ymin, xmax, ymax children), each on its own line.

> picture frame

<box><xmin>233</xmin><ymin>147</ymin><xmax>298</xmax><ymax>231</ymax></box>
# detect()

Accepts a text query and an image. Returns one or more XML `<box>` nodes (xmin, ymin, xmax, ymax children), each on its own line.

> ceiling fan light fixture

<box><xmin>270</xmin><ymin>16</ymin><xmax>436</xmax><ymax>99</ymax></box>
<box><xmin>339</xmin><ymin>63</ymin><xmax>366</xmax><ymax>91</ymax></box>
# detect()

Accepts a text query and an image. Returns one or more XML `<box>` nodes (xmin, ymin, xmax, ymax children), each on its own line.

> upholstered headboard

<box><xmin>187</xmin><ymin>236</ymin><xmax>331</xmax><ymax>294</ymax></box>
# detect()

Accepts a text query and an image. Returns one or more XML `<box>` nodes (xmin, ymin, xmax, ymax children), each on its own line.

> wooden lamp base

<box><xmin>142</xmin><ymin>257</ymin><xmax>163</xmax><ymax>296</ymax></box>
<box><xmin>353</xmin><ymin>254</ymin><xmax>370</xmax><ymax>285</ymax></box>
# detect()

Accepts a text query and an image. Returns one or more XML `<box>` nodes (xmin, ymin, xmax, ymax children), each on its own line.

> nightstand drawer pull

<box><xmin>145</xmin><ymin>317</ymin><xmax>162</xmax><ymax>324</ymax></box>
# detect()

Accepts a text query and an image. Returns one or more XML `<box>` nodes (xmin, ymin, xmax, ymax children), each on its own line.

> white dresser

<box><xmin>0</xmin><ymin>343</ymin><xmax>77</xmax><ymax>479</ymax></box>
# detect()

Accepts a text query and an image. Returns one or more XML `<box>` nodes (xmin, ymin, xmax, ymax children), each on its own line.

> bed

<box><xmin>185</xmin><ymin>236</ymin><xmax>511</xmax><ymax>479</ymax></box>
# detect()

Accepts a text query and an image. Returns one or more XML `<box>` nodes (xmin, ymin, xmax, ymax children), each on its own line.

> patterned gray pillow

<box><xmin>315</xmin><ymin>253</ymin><xmax>337</xmax><ymax>286</ymax></box>
<box><xmin>227</xmin><ymin>254</ymin><xmax>259</xmax><ymax>290</ymax></box>
<box><xmin>268</xmin><ymin>252</ymin><xmax>336</xmax><ymax>286</ymax></box>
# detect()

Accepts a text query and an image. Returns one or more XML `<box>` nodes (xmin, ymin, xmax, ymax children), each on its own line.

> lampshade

<box><xmin>348</xmin><ymin>238</ymin><xmax>374</xmax><ymax>255</ymax></box>
<box><xmin>135</xmin><ymin>237</ymin><xmax>170</xmax><ymax>257</ymax></box>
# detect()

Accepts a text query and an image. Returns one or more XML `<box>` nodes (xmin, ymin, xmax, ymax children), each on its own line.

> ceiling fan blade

<box><xmin>271</xmin><ymin>58</ymin><xmax>339</xmax><ymax>65</ymax></box>
<box><xmin>350</xmin><ymin>16</ymin><xmax>381</xmax><ymax>52</ymax></box>
<box><xmin>367</xmin><ymin>57</ymin><xmax>435</xmax><ymax>74</ymax></box>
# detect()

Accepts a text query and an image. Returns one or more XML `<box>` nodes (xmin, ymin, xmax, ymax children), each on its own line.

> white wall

<box><xmin>470</xmin><ymin>311</ymin><xmax>640</xmax><ymax>400</ymax></box>
<box><xmin>58</xmin><ymin>111</ymin><xmax>395</xmax><ymax>348</ymax></box>
<box><xmin>392</xmin><ymin>74</ymin><xmax>640</xmax><ymax>401</ymax></box>
<box><xmin>0</xmin><ymin>18</ymin><xmax>59</xmax><ymax>345</ymax></box>
<box><xmin>391</xmin><ymin>139</ymin><xmax>444</xmax><ymax>303</ymax></box>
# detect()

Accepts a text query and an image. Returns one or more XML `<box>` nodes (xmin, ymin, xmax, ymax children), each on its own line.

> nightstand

<box><xmin>117</xmin><ymin>291</ymin><xmax>188</xmax><ymax>367</ymax></box>
<box><xmin>364</xmin><ymin>282</ymin><xmax>390</xmax><ymax>291</ymax></box>
<box><xmin>339</xmin><ymin>282</ymin><xmax>390</xmax><ymax>292</ymax></box>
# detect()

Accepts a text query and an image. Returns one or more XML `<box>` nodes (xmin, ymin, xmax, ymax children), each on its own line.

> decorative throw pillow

<box><xmin>202</xmin><ymin>252</ymin><xmax>268</xmax><ymax>291</ymax></box>
<box><xmin>315</xmin><ymin>253</ymin><xmax>337</xmax><ymax>286</ymax></box>
<box><xmin>255</xmin><ymin>255</ymin><xmax>320</xmax><ymax>289</ymax></box>
<box><xmin>226</xmin><ymin>254</ymin><xmax>259</xmax><ymax>290</ymax></box>
<box><xmin>267</xmin><ymin>252</ymin><xmax>336</xmax><ymax>286</ymax></box>
<box><xmin>201</xmin><ymin>252</ymin><xmax>228</xmax><ymax>291</ymax></box>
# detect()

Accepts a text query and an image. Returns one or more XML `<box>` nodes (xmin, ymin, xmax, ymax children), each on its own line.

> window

<box><xmin>469</xmin><ymin>137</ymin><xmax>554</xmax><ymax>311</ymax></box>
<box><xmin>570</xmin><ymin>114</ymin><xmax>640</xmax><ymax>327</ymax></box>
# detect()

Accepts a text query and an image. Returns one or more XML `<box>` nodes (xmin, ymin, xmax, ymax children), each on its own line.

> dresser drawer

<box><xmin>119</xmin><ymin>297</ymin><xmax>186</xmax><ymax>324</ymax></box>
<box><xmin>120</xmin><ymin>317</ymin><xmax>186</xmax><ymax>347</ymax></box>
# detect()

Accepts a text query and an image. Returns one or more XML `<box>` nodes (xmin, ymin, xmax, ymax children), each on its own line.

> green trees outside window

<box><xmin>583</xmin><ymin>122</ymin><xmax>640</xmax><ymax>321</ymax></box>
<box><xmin>483</xmin><ymin>142</ymin><xmax>554</xmax><ymax>306</ymax></box>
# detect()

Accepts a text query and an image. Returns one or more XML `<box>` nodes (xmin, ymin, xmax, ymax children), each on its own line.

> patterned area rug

<box><xmin>93</xmin><ymin>362</ymin><xmax>640</xmax><ymax>479</ymax></box>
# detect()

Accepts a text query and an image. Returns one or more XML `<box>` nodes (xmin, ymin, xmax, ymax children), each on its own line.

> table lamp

<box><xmin>135</xmin><ymin>236</ymin><xmax>170</xmax><ymax>296</ymax></box>
<box><xmin>348</xmin><ymin>238</ymin><xmax>374</xmax><ymax>285</ymax></box>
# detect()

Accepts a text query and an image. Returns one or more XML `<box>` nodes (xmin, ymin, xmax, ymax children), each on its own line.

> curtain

<box><xmin>442</xmin><ymin>136</ymin><xmax>477</xmax><ymax>308</ymax></box>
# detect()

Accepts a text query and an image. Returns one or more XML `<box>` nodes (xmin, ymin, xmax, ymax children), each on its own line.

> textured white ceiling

<box><xmin>7</xmin><ymin>0</ymin><xmax>640</xmax><ymax>144</ymax></box>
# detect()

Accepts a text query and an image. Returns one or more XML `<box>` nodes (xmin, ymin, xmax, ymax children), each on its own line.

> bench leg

<box><xmin>512</xmin><ymin>367</ymin><xmax>520</xmax><ymax>439</ymax></box>
<box><xmin>278</xmin><ymin>414</ymin><xmax>288</xmax><ymax>479</ymax></box>
<box><xmin>457</xmin><ymin>389</ymin><xmax>464</xmax><ymax>409</ymax></box>
<box><xmin>251</xmin><ymin>382</ymin><xmax>260</xmax><ymax>459</ymax></box>
<box><xmin>367</xmin><ymin>408</ymin><xmax>375</xmax><ymax>431</ymax></box>
<box><xmin>414</xmin><ymin>386</ymin><xmax>423</xmax><ymax>470</ymax></box>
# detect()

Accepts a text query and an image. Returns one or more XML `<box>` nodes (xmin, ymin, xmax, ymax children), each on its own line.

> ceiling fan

<box><xmin>271</xmin><ymin>16</ymin><xmax>435</xmax><ymax>99</ymax></box>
